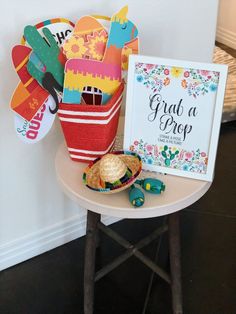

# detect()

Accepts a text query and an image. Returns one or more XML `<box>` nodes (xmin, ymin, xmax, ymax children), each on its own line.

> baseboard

<box><xmin>0</xmin><ymin>214</ymin><xmax>121</xmax><ymax>271</ymax></box>
<box><xmin>216</xmin><ymin>26</ymin><xmax>236</xmax><ymax>49</ymax></box>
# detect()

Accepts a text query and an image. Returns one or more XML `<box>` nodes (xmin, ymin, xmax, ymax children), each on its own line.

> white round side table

<box><xmin>56</xmin><ymin>142</ymin><xmax>210</xmax><ymax>219</ymax></box>
<box><xmin>55</xmin><ymin>119</ymin><xmax>211</xmax><ymax>314</ymax></box>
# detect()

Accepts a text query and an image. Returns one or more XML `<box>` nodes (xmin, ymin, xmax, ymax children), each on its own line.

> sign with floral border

<box><xmin>124</xmin><ymin>55</ymin><xmax>228</xmax><ymax>181</ymax></box>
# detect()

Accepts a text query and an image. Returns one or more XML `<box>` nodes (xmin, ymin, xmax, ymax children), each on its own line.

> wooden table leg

<box><xmin>84</xmin><ymin>211</ymin><xmax>101</xmax><ymax>314</ymax></box>
<box><xmin>168</xmin><ymin>211</ymin><xmax>183</xmax><ymax>314</ymax></box>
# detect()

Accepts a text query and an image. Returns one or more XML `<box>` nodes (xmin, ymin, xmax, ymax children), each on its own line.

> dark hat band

<box><xmin>100</xmin><ymin>167</ymin><xmax>132</xmax><ymax>189</ymax></box>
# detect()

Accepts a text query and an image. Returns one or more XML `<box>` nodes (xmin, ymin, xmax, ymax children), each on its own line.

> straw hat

<box><xmin>83</xmin><ymin>151</ymin><xmax>142</xmax><ymax>193</ymax></box>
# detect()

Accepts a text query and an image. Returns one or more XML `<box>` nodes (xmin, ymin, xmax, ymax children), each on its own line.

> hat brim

<box><xmin>83</xmin><ymin>151</ymin><xmax>142</xmax><ymax>194</ymax></box>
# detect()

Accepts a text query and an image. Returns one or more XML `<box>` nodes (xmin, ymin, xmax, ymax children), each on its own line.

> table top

<box><xmin>55</xmin><ymin>118</ymin><xmax>211</xmax><ymax>219</ymax></box>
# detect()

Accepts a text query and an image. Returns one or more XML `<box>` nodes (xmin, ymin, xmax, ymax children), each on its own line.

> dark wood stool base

<box><xmin>168</xmin><ymin>212</ymin><xmax>183</xmax><ymax>314</ymax></box>
<box><xmin>84</xmin><ymin>211</ymin><xmax>100</xmax><ymax>314</ymax></box>
<box><xmin>84</xmin><ymin>210</ymin><xmax>183</xmax><ymax>314</ymax></box>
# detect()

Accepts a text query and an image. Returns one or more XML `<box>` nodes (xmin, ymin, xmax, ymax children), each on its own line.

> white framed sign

<box><xmin>124</xmin><ymin>55</ymin><xmax>228</xmax><ymax>181</ymax></box>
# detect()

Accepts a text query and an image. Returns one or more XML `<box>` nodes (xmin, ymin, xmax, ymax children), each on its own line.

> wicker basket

<box><xmin>58</xmin><ymin>83</ymin><xmax>124</xmax><ymax>162</ymax></box>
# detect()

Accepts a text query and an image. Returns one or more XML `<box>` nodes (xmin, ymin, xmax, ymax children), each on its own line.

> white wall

<box><xmin>216</xmin><ymin>0</ymin><xmax>236</xmax><ymax>49</ymax></box>
<box><xmin>0</xmin><ymin>0</ymin><xmax>219</xmax><ymax>270</ymax></box>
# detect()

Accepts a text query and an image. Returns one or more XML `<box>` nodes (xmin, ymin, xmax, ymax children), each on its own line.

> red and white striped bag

<box><xmin>58</xmin><ymin>83</ymin><xmax>124</xmax><ymax>162</ymax></box>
